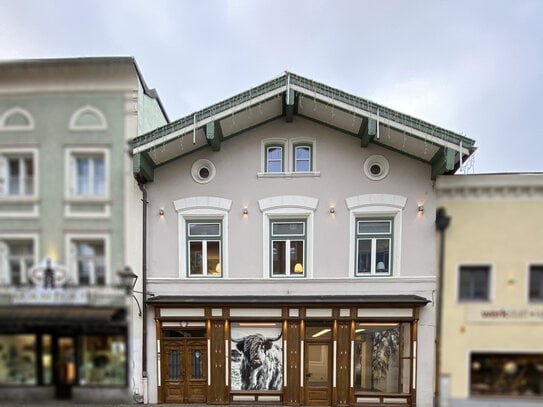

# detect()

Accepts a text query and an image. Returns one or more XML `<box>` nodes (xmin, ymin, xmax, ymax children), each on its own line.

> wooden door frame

<box><xmin>304</xmin><ymin>341</ymin><xmax>332</xmax><ymax>406</ymax></box>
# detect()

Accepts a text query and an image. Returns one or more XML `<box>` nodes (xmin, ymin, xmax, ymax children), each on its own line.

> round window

<box><xmin>191</xmin><ymin>159</ymin><xmax>216</xmax><ymax>184</ymax></box>
<box><xmin>363</xmin><ymin>155</ymin><xmax>389</xmax><ymax>181</ymax></box>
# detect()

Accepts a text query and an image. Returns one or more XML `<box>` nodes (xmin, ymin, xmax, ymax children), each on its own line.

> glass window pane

<box><xmin>272</xmin><ymin>222</ymin><xmax>304</xmax><ymax>236</ymax></box>
<box><xmin>358</xmin><ymin>221</ymin><xmax>391</xmax><ymax>235</ymax></box>
<box><xmin>42</xmin><ymin>335</ymin><xmax>52</xmax><ymax>385</ymax></box>
<box><xmin>290</xmin><ymin>240</ymin><xmax>304</xmax><ymax>275</ymax></box>
<box><xmin>375</xmin><ymin>239</ymin><xmax>390</xmax><ymax>274</ymax></box>
<box><xmin>189</xmin><ymin>241</ymin><xmax>203</xmax><ymax>275</ymax></box>
<box><xmin>189</xmin><ymin>223</ymin><xmax>220</xmax><ymax>237</ymax></box>
<box><xmin>206</xmin><ymin>241</ymin><xmax>221</xmax><ymax>275</ymax></box>
<box><xmin>192</xmin><ymin>350</ymin><xmax>203</xmax><ymax>379</ymax></box>
<box><xmin>529</xmin><ymin>266</ymin><xmax>543</xmax><ymax>300</ymax></box>
<box><xmin>307</xmin><ymin>344</ymin><xmax>328</xmax><ymax>386</ymax></box>
<box><xmin>79</xmin><ymin>335</ymin><xmax>126</xmax><ymax>386</ymax></box>
<box><xmin>354</xmin><ymin>324</ymin><xmax>400</xmax><ymax>393</ymax></box>
<box><xmin>459</xmin><ymin>267</ymin><xmax>489</xmax><ymax>300</ymax></box>
<box><xmin>267</xmin><ymin>146</ymin><xmax>283</xmax><ymax>173</ymax></box>
<box><xmin>272</xmin><ymin>241</ymin><xmax>286</xmax><ymax>275</ymax></box>
<box><xmin>93</xmin><ymin>158</ymin><xmax>105</xmax><ymax>196</ymax></box>
<box><xmin>357</xmin><ymin>239</ymin><xmax>372</xmax><ymax>274</ymax></box>
<box><xmin>471</xmin><ymin>353</ymin><xmax>543</xmax><ymax>396</ymax></box>
<box><xmin>169</xmin><ymin>350</ymin><xmax>180</xmax><ymax>379</ymax></box>
<box><xmin>76</xmin><ymin>157</ymin><xmax>90</xmax><ymax>195</ymax></box>
<box><xmin>0</xmin><ymin>335</ymin><xmax>37</xmax><ymax>385</ymax></box>
<box><xmin>294</xmin><ymin>146</ymin><xmax>311</xmax><ymax>172</ymax></box>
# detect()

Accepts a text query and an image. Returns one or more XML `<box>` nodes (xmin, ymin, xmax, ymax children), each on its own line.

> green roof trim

<box><xmin>132</xmin><ymin>72</ymin><xmax>475</xmax><ymax>153</ymax></box>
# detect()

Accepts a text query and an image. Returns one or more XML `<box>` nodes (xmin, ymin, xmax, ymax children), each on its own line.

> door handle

<box><xmin>305</xmin><ymin>373</ymin><xmax>312</xmax><ymax>378</ymax></box>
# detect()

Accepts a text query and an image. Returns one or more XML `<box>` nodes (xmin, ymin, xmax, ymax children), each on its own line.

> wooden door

<box><xmin>162</xmin><ymin>339</ymin><xmax>207</xmax><ymax>403</ymax></box>
<box><xmin>304</xmin><ymin>342</ymin><xmax>331</xmax><ymax>406</ymax></box>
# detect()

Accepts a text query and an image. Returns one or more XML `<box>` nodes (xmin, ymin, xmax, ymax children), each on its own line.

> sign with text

<box><xmin>465</xmin><ymin>306</ymin><xmax>543</xmax><ymax>323</ymax></box>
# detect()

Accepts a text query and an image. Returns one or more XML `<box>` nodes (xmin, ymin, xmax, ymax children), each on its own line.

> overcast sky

<box><xmin>0</xmin><ymin>0</ymin><xmax>541</xmax><ymax>174</ymax></box>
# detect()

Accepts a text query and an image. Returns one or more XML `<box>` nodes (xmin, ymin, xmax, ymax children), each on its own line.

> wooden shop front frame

<box><xmin>149</xmin><ymin>295</ymin><xmax>428</xmax><ymax>407</ymax></box>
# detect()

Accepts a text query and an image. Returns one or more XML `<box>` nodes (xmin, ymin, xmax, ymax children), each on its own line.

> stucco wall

<box><xmin>146</xmin><ymin>116</ymin><xmax>437</xmax><ymax>284</ymax></box>
<box><xmin>439</xmin><ymin>196</ymin><xmax>543</xmax><ymax>400</ymax></box>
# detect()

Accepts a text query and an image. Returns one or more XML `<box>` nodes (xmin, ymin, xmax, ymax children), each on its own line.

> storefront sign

<box><xmin>12</xmin><ymin>287</ymin><xmax>88</xmax><ymax>305</ymax></box>
<box><xmin>466</xmin><ymin>306</ymin><xmax>543</xmax><ymax>323</ymax></box>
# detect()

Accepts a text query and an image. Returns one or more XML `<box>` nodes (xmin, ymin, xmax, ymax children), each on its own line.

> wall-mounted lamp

<box><xmin>242</xmin><ymin>207</ymin><xmax>249</xmax><ymax>215</ymax></box>
<box><xmin>417</xmin><ymin>204</ymin><xmax>424</xmax><ymax>215</ymax></box>
<box><xmin>507</xmin><ymin>273</ymin><xmax>516</xmax><ymax>287</ymax></box>
<box><xmin>329</xmin><ymin>207</ymin><xmax>336</xmax><ymax>214</ymax></box>
<box><xmin>159</xmin><ymin>208</ymin><xmax>165</xmax><ymax>217</ymax></box>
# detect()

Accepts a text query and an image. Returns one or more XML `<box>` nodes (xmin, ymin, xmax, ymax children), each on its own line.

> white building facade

<box><xmin>132</xmin><ymin>73</ymin><xmax>475</xmax><ymax>406</ymax></box>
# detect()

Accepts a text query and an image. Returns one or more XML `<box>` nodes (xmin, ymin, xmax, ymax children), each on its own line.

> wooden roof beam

<box><xmin>133</xmin><ymin>151</ymin><xmax>155</xmax><ymax>183</ymax></box>
<box><xmin>205</xmin><ymin>121</ymin><xmax>223</xmax><ymax>152</ymax></box>
<box><xmin>284</xmin><ymin>88</ymin><xmax>295</xmax><ymax>123</ymax></box>
<box><xmin>359</xmin><ymin>116</ymin><xmax>377</xmax><ymax>147</ymax></box>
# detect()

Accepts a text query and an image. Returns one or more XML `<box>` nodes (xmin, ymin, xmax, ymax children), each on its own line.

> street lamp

<box><xmin>117</xmin><ymin>266</ymin><xmax>142</xmax><ymax>317</ymax></box>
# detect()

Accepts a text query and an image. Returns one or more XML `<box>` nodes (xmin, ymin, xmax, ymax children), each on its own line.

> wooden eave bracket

<box><xmin>431</xmin><ymin>147</ymin><xmax>456</xmax><ymax>179</ymax></box>
<box><xmin>133</xmin><ymin>151</ymin><xmax>155</xmax><ymax>183</ymax></box>
<box><xmin>284</xmin><ymin>89</ymin><xmax>295</xmax><ymax>123</ymax></box>
<box><xmin>359</xmin><ymin>117</ymin><xmax>377</xmax><ymax>147</ymax></box>
<box><xmin>206</xmin><ymin>121</ymin><xmax>223</xmax><ymax>152</ymax></box>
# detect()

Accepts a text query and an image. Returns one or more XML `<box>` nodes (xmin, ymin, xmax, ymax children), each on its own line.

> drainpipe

<box><xmin>137</xmin><ymin>181</ymin><xmax>148</xmax><ymax>403</ymax></box>
<box><xmin>435</xmin><ymin>208</ymin><xmax>450</xmax><ymax>407</ymax></box>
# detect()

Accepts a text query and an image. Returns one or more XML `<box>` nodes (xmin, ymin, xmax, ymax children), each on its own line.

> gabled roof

<box><xmin>132</xmin><ymin>72</ymin><xmax>475</xmax><ymax>183</ymax></box>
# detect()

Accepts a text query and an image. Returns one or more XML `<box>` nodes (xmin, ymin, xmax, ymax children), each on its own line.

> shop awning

<box><xmin>147</xmin><ymin>294</ymin><xmax>430</xmax><ymax>307</ymax></box>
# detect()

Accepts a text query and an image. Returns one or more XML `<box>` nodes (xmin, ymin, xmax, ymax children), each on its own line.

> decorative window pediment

<box><xmin>0</xmin><ymin>107</ymin><xmax>34</xmax><ymax>131</ymax></box>
<box><xmin>69</xmin><ymin>105</ymin><xmax>107</xmax><ymax>131</ymax></box>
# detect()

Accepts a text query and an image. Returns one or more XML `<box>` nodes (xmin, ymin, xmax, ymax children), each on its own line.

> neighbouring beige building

<box><xmin>437</xmin><ymin>173</ymin><xmax>543</xmax><ymax>407</ymax></box>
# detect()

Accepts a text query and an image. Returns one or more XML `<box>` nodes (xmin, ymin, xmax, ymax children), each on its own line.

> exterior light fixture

<box><xmin>117</xmin><ymin>266</ymin><xmax>142</xmax><ymax>317</ymax></box>
<box><xmin>159</xmin><ymin>208</ymin><xmax>165</xmax><ymax>217</ymax></box>
<box><xmin>242</xmin><ymin>207</ymin><xmax>248</xmax><ymax>215</ymax></box>
<box><xmin>417</xmin><ymin>204</ymin><xmax>424</xmax><ymax>215</ymax></box>
<box><xmin>329</xmin><ymin>207</ymin><xmax>336</xmax><ymax>214</ymax></box>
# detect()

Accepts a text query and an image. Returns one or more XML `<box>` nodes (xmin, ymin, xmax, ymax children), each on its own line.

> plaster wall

<box><xmin>439</xmin><ymin>198</ymin><xmax>543</xmax><ymax>400</ymax></box>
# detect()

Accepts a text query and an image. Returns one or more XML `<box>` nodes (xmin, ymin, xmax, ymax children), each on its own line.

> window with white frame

<box><xmin>259</xmin><ymin>195</ymin><xmax>317</xmax><ymax>279</ymax></box>
<box><xmin>529</xmin><ymin>265</ymin><xmax>543</xmax><ymax>301</ymax></box>
<box><xmin>270</xmin><ymin>219</ymin><xmax>306</xmax><ymax>277</ymax></box>
<box><xmin>187</xmin><ymin>220</ymin><xmax>222</xmax><ymax>277</ymax></box>
<box><xmin>265</xmin><ymin>144</ymin><xmax>284</xmax><ymax>173</ymax></box>
<box><xmin>346</xmin><ymin>194</ymin><xmax>406</xmax><ymax>278</ymax></box>
<box><xmin>0</xmin><ymin>152</ymin><xmax>36</xmax><ymax>197</ymax></box>
<box><xmin>355</xmin><ymin>219</ymin><xmax>393</xmax><ymax>276</ymax></box>
<box><xmin>458</xmin><ymin>265</ymin><xmax>490</xmax><ymax>301</ymax></box>
<box><xmin>67</xmin><ymin>149</ymin><xmax>108</xmax><ymax>199</ymax></box>
<box><xmin>174</xmin><ymin>196</ymin><xmax>231</xmax><ymax>279</ymax></box>
<box><xmin>0</xmin><ymin>239</ymin><xmax>35</xmax><ymax>285</ymax></box>
<box><xmin>73</xmin><ymin>239</ymin><xmax>106</xmax><ymax>286</ymax></box>
<box><xmin>261</xmin><ymin>139</ymin><xmax>317</xmax><ymax>175</ymax></box>
<box><xmin>293</xmin><ymin>144</ymin><xmax>312</xmax><ymax>172</ymax></box>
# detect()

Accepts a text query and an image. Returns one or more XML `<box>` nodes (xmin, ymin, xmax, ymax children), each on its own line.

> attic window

<box><xmin>364</xmin><ymin>155</ymin><xmax>389</xmax><ymax>181</ymax></box>
<box><xmin>191</xmin><ymin>159</ymin><xmax>216</xmax><ymax>184</ymax></box>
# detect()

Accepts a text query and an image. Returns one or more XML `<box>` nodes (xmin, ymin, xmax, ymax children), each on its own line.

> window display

<box><xmin>78</xmin><ymin>335</ymin><xmax>126</xmax><ymax>386</ymax></box>
<box><xmin>354</xmin><ymin>323</ymin><xmax>411</xmax><ymax>394</ymax></box>
<box><xmin>471</xmin><ymin>353</ymin><xmax>543</xmax><ymax>397</ymax></box>
<box><xmin>0</xmin><ymin>334</ymin><xmax>37</xmax><ymax>385</ymax></box>
<box><xmin>230</xmin><ymin>323</ymin><xmax>283</xmax><ymax>391</ymax></box>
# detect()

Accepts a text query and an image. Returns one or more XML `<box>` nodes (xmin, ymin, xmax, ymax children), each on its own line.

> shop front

<box><xmin>0</xmin><ymin>260</ymin><xmax>130</xmax><ymax>402</ymax></box>
<box><xmin>150</xmin><ymin>295</ymin><xmax>428</xmax><ymax>407</ymax></box>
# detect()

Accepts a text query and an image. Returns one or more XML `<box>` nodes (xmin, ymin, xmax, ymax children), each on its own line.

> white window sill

<box><xmin>257</xmin><ymin>171</ymin><xmax>321</xmax><ymax>179</ymax></box>
<box><xmin>0</xmin><ymin>195</ymin><xmax>39</xmax><ymax>202</ymax></box>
